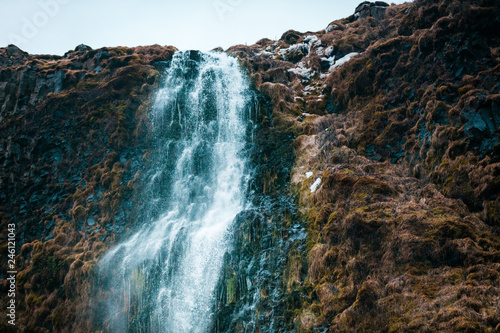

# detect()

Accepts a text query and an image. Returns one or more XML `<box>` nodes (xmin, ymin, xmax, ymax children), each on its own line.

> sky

<box><xmin>1</xmin><ymin>0</ymin><xmax>409</xmax><ymax>55</ymax></box>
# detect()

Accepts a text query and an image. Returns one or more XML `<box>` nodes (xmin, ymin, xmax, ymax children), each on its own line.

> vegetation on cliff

<box><xmin>0</xmin><ymin>44</ymin><xmax>176</xmax><ymax>331</ymax></box>
<box><xmin>1</xmin><ymin>0</ymin><xmax>499</xmax><ymax>332</ymax></box>
<box><xmin>225</xmin><ymin>0</ymin><xmax>500</xmax><ymax>331</ymax></box>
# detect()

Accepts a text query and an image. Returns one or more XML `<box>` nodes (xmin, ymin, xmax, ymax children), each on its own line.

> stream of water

<box><xmin>99</xmin><ymin>50</ymin><xmax>252</xmax><ymax>333</ymax></box>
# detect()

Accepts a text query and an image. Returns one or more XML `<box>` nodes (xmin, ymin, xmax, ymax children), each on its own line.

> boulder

<box><xmin>6</xmin><ymin>44</ymin><xmax>22</xmax><ymax>56</ymax></box>
<box><xmin>75</xmin><ymin>44</ymin><xmax>92</xmax><ymax>52</ymax></box>
<box><xmin>354</xmin><ymin>1</ymin><xmax>389</xmax><ymax>20</ymax></box>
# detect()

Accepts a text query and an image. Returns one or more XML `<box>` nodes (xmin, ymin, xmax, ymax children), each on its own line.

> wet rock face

<box><xmin>213</xmin><ymin>94</ymin><xmax>300</xmax><ymax>332</ymax></box>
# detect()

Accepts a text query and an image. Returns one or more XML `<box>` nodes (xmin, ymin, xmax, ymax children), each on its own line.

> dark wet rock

<box><xmin>0</xmin><ymin>82</ymin><xmax>7</xmax><ymax>100</ymax></box>
<box><xmin>6</xmin><ymin>44</ymin><xmax>21</xmax><ymax>56</ymax></box>
<box><xmin>75</xmin><ymin>44</ymin><xmax>92</xmax><ymax>52</ymax></box>
<box><xmin>96</xmin><ymin>51</ymin><xmax>111</xmax><ymax>62</ymax></box>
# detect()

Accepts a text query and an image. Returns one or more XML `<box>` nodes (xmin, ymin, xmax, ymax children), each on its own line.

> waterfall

<box><xmin>98</xmin><ymin>50</ymin><xmax>253</xmax><ymax>333</ymax></box>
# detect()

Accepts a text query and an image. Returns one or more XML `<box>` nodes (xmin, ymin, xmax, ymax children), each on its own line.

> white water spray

<box><xmin>99</xmin><ymin>51</ymin><xmax>252</xmax><ymax>333</ymax></box>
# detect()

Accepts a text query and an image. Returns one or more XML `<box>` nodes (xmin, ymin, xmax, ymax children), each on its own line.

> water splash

<box><xmin>98</xmin><ymin>51</ymin><xmax>253</xmax><ymax>333</ymax></box>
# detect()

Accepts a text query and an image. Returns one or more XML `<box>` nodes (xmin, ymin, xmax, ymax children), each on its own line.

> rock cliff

<box><xmin>1</xmin><ymin>0</ymin><xmax>499</xmax><ymax>332</ymax></box>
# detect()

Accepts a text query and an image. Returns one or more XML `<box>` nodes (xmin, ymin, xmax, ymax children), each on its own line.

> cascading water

<box><xmin>98</xmin><ymin>50</ymin><xmax>253</xmax><ymax>333</ymax></box>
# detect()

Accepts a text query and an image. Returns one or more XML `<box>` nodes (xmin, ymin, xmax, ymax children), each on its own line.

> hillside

<box><xmin>217</xmin><ymin>0</ymin><xmax>500</xmax><ymax>331</ymax></box>
<box><xmin>1</xmin><ymin>0</ymin><xmax>499</xmax><ymax>332</ymax></box>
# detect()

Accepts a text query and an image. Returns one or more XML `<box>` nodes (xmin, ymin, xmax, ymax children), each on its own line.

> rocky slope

<box><xmin>1</xmin><ymin>0</ymin><xmax>499</xmax><ymax>332</ymax></box>
<box><xmin>0</xmin><ymin>43</ymin><xmax>177</xmax><ymax>331</ymax></box>
<box><xmin>218</xmin><ymin>0</ymin><xmax>500</xmax><ymax>331</ymax></box>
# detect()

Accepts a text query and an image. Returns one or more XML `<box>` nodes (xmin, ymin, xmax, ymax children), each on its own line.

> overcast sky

<box><xmin>1</xmin><ymin>0</ymin><xmax>409</xmax><ymax>55</ymax></box>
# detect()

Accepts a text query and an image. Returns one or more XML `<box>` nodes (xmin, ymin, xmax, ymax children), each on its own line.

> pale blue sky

<box><xmin>1</xmin><ymin>0</ymin><xmax>408</xmax><ymax>55</ymax></box>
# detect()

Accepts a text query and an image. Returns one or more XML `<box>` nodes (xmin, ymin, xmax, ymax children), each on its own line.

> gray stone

<box><xmin>354</xmin><ymin>1</ymin><xmax>389</xmax><ymax>20</ymax></box>
<box><xmin>6</xmin><ymin>45</ymin><xmax>21</xmax><ymax>56</ymax></box>
<box><xmin>87</xmin><ymin>216</ymin><xmax>96</xmax><ymax>226</ymax></box>
<box><xmin>75</xmin><ymin>44</ymin><xmax>92</xmax><ymax>52</ymax></box>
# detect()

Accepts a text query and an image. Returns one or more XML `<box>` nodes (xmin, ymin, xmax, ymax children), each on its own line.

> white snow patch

<box><xmin>279</xmin><ymin>42</ymin><xmax>309</xmax><ymax>60</ymax></box>
<box><xmin>321</xmin><ymin>55</ymin><xmax>335</xmax><ymax>67</ymax></box>
<box><xmin>303</xmin><ymin>35</ymin><xmax>318</xmax><ymax>44</ymax></box>
<box><xmin>255</xmin><ymin>49</ymin><xmax>274</xmax><ymax>56</ymax></box>
<box><xmin>303</xmin><ymin>83</ymin><xmax>322</xmax><ymax>95</ymax></box>
<box><xmin>325</xmin><ymin>24</ymin><xmax>338</xmax><ymax>33</ymax></box>
<box><xmin>278</xmin><ymin>36</ymin><xmax>320</xmax><ymax>61</ymax></box>
<box><xmin>310</xmin><ymin>178</ymin><xmax>321</xmax><ymax>192</ymax></box>
<box><xmin>306</xmin><ymin>172</ymin><xmax>313</xmax><ymax>179</ymax></box>
<box><xmin>324</xmin><ymin>46</ymin><xmax>334</xmax><ymax>57</ymax></box>
<box><xmin>288</xmin><ymin>62</ymin><xmax>313</xmax><ymax>81</ymax></box>
<box><xmin>320</xmin><ymin>52</ymin><xmax>361</xmax><ymax>78</ymax></box>
<box><xmin>329</xmin><ymin>52</ymin><xmax>360</xmax><ymax>71</ymax></box>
